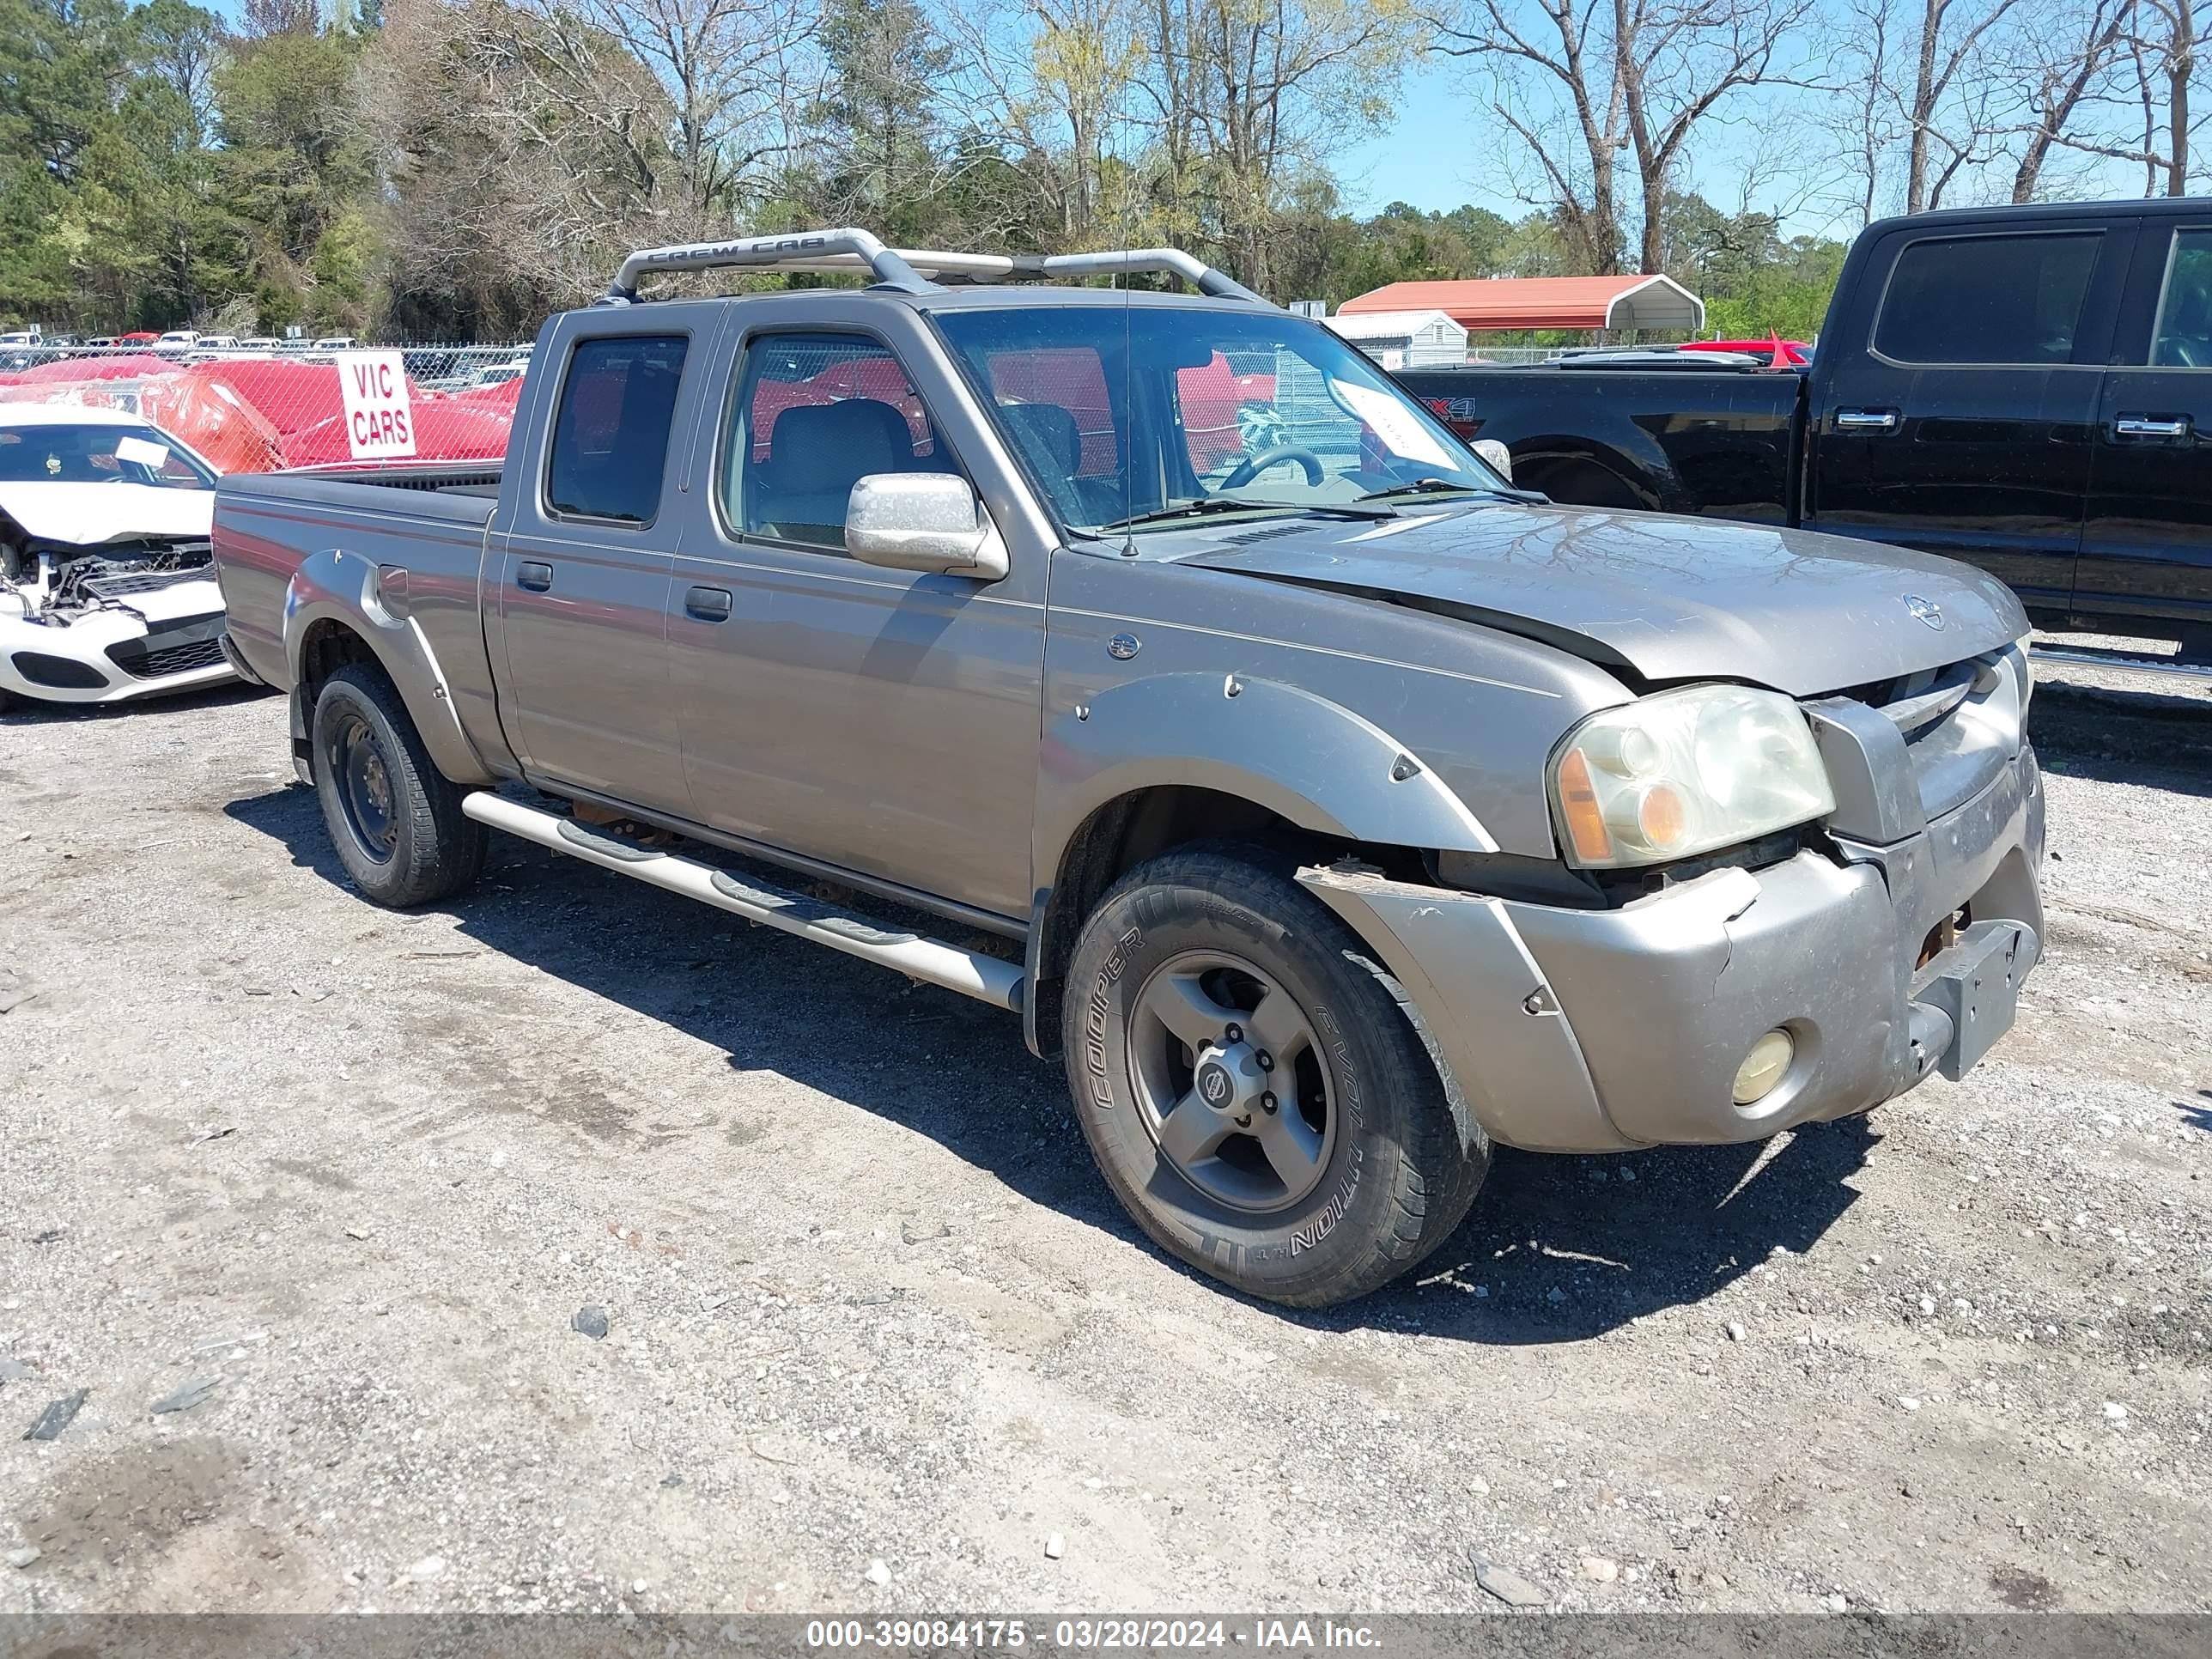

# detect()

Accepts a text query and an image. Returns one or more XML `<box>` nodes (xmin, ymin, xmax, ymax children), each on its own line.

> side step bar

<box><xmin>2031</xmin><ymin>645</ymin><xmax>2212</xmax><ymax>682</ymax></box>
<box><xmin>460</xmin><ymin>793</ymin><xmax>1024</xmax><ymax>1012</ymax></box>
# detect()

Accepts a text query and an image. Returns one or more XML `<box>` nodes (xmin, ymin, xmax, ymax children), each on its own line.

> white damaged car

<box><xmin>0</xmin><ymin>405</ymin><xmax>238</xmax><ymax>709</ymax></box>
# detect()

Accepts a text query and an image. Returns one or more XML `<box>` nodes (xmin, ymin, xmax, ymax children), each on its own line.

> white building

<box><xmin>1320</xmin><ymin>308</ymin><xmax>1469</xmax><ymax>369</ymax></box>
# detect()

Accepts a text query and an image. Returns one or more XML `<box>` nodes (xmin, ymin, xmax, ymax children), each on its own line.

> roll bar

<box><xmin>601</xmin><ymin>229</ymin><xmax>1271</xmax><ymax>307</ymax></box>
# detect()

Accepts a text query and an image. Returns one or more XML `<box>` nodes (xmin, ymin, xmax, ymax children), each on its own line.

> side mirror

<box><xmin>844</xmin><ymin>473</ymin><xmax>1009</xmax><ymax>580</ymax></box>
<box><xmin>1471</xmin><ymin>438</ymin><xmax>1514</xmax><ymax>483</ymax></box>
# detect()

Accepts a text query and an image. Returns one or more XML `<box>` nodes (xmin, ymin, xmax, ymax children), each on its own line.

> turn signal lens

<box><xmin>1554</xmin><ymin>749</ymin><xmax>1613</xmax><ymax>865</ymax></box>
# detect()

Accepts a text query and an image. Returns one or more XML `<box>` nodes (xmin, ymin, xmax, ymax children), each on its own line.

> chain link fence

<box><xmin>0</xmin><ymin>342</ymin><xmax>533</xmax><ymax>472</ymax></box>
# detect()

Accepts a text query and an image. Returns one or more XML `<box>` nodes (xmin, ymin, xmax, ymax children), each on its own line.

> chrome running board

<box><xmin>460</xmin><ymin>793</ymin><xmax>1024</xmax><ymax>1012</ymax></box>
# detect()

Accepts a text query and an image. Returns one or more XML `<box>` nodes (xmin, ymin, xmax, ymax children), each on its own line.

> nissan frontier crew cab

<box><xmin>213</xmin><ymin>230</ymin><xmax>2046</xmax><ymax>1308</ymax></box>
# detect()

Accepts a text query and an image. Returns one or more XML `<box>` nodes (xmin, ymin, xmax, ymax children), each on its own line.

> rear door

<box><xmin>1806</xmin><ymin>216</ymin><xmax>2134</xmax><ymax>613</ymax></box>
<box><xmin>494</xmin><ymin>319</ymin><xmax>705</xmax><ymax>813</ymax></box>
<box><xmin>2079</xmin><ymin>220</ymin><xmax>2212</xmax><ymax>635</ymax></box>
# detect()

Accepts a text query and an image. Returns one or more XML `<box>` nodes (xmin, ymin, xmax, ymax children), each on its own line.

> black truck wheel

<box><xmin>1061</xmin><ymin>847</ymin><xmax>1490</xmax><ymax>1307</ymax></box>
<box><xmin>310</xmin><ymin>662</ymin><xmax>485</xmax><ymax>907</ymax></box>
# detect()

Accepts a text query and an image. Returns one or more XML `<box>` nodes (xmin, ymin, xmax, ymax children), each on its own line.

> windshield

<box><xmin>932</xmin><ymin>303</ymin><xmax>1508</xmax><ymax>532</ymax></box>
<box><xmin>0</xmin><ymin>423</ymin><xmax>215</xmax><ymax>488</ymax></box>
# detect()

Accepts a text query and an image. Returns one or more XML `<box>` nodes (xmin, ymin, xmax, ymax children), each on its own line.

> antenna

<box><xmin>1119</xmin><ymin>265</ymin><xmax>1137</xmax><ymax>559</ymax></box>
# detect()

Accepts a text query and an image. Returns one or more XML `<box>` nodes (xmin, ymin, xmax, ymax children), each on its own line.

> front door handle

<box><xmin>684</xmin><ymin>585</ymin><xmax>734</xmax><ymax>622</ymax></box>
<box><xmin>1835</xmin><ymin>408</ymin><xmax>1901</xmax><ymax>432</ymax></box>
<box><xmin>515</xmin><ymin>561</ymin><xmax>553</xmax><ymax>592</ymax></box>
<box><xmin>2113</xmin><ymin>415</ymin><xmax>2192</xmax><ymax>439</ymax></box>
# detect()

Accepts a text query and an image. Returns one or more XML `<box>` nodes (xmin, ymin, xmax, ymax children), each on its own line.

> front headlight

<box><xmin>1549</xmin><ymin>684</ymin><xmax>1834</xmax><ymax>869</ymax></box>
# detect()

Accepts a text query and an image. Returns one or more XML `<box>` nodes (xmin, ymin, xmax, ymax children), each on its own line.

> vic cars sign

<box><xmin>337</xmin><ymin>351</ymin><xmax>416</xmax><ymax>459</ymax></box>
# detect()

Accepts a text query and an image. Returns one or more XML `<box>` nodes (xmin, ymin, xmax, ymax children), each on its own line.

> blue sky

<box><xmin>1335</xmin><ymin>60</ymin><xmax>1515</xmax><ymax>219</ymax></box>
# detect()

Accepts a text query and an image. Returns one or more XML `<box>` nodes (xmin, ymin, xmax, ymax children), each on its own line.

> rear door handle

<box><xmin>515</xmin><ymin>561</ymin><xmax>553</xmax><ymax>592</ymax></box>
<box><xmin>684</xmin><ymin>585</ymin><xmax>734</xmax><ymax>622</ymax></box>
<box><xmin>1835</xmin><ymin>408</ymin><xmax>1901</xmax><ymax>432</ymax></box>
<box><xmin>2113</xmin><ymin>415</ymin><xmax>2192</xmax><ymax>439</ymax></box>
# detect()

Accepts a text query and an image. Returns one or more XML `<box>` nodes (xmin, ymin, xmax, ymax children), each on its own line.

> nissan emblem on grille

<box><xmin>1904</xmin><ymin>594</ymin><xmax>1946</xmax><ymax>629</ymax></box>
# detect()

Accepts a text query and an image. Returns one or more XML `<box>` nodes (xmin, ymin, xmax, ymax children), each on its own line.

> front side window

<box><xmin>1874</xmin><ymin>233</ymin><xmax>2100</xmax><ymax>365</ymax></box>
<box><xmin>932</xmin><ymin>303</ymin><xmax>1506</xmax><ymax>532</ymax></box>
<box><xmin>723</xmin><ymin>333</ymin><xmax>956</xmax><ymax>550</ymax></box>
<box><xmin>545</xmin><ymin>333</ymin><xmax>688</xmax><ymax>524</ymax></box>
<box><xmin>0</xmin><ymin>423</ymin><xmax>213</xmax><ymax>487</ymax></box>
<box><xmin>2151</xmin><ymin>228</ymin><xmax>2212</xmax><ymax>367</ymax></box>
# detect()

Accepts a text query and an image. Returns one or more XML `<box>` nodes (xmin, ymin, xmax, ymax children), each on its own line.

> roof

<box><xmin>1340</xmin><ymin>275</ymin><xmax>1705</xmax><ymax>333</ymax></box>
<box><xmin>1863</xmin><ymin>194</ymin><xmax>2212</xmax><ymax>239</ymax></box>
<box><xmin>0</xmin><ymin>404</ymin><xmax>151</xmax><ymax>428</ymax></box>
<box><xmin>1322</xmin><ymin>308</ymin><xmax>1467</xmax><ymax>341</ymax></box>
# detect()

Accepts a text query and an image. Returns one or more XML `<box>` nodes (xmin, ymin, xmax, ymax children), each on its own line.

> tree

<box><xmin>2046</xmin><ymin>0</ymin><xmax>2207</xmax><ymax>191</ymax></box>
<box><xmin>799</xmin><ymin>0</ymin><xmax>958</xmax><ymax>241</ymax></box>
<box><xmin>1133</xmin><ymin>0</ymin><xmax>1424</xmax><ymax>290</ymax></box>
<box><xmin>1896</xmin><ymin>0</ymin><xmax>2023</xmax><ymax>210</ymax></box>
<box><xmin>1430</xmin><ymin>0</ymin><xmax>1815</xmax><ymax>275</ymax></box>
<box><xmin>2008</xmin><ymin>0</ymin><xmax>2137</xmax><ymax>200</ymax></box>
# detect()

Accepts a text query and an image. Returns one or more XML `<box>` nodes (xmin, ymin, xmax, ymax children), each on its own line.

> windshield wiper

<box><xmin>1357</xmin><ymin>477</ymin><xmax>1548</xmax><ymax>505</ymax></box>
<box><xmin>1097</xmin><ymin>496</ymin><xmax>1395</xmax><ymax>532</ymax></box>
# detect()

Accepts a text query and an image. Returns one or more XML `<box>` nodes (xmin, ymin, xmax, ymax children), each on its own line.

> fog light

<box><xmin>1732</xmin><ymin>1029</ymin><xmax>1796</xmax><ymax>1105</ymax></box>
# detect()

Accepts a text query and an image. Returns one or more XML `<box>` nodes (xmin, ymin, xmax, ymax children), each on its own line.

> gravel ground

<box><xmin>0</xmin><ymin>658</ymin><xmax>2207</xmax><ymax>1618</ymax></box>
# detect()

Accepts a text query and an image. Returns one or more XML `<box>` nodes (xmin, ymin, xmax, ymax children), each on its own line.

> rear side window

<box><xmin>1874</xmin><ymin>233</ymin><xmax>2100</xmax><ymax>365</ymax></box>
<box><xmin>2151</xmin><ymin>228</ymin><xmax>2212</xmax><ymax>367</ymax></box>
<box><xmin>546</xmin><ymin>334</ymin><xmax>688</xmax><ymax>524</ymax></box>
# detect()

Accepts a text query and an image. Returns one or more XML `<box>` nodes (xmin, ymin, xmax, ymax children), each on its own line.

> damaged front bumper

<box><xmin>1299</xmin><ymin>742</ymin><xmax>2045</xmax><ymax>1154</ymax></box>
<box><xmin>0</xmin><ymin>583</ymin><xmax>238</xmax><ymax>705</ymax></box>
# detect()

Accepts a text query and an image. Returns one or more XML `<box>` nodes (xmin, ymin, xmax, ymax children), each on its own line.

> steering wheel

<box><xmin>1220</xmin><ymin>444</ymin><xmax>1325</xmax><ymax>490</ymax></box>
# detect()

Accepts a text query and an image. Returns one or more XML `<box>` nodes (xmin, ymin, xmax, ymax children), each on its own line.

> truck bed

<box><xmin>213</xmin><ymin>461</ymin><xmax>505</xmax><ymax>708</ymax></box>
<box><xmin>1395</xmin><ymin>364</ymin><xmax>1806</xmax><ymax>525</ymax></box>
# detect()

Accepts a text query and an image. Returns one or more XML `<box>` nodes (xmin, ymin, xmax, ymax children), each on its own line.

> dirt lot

<box><xmin>1</xmin><ymin>659</ymin><xmax>2208</xmax><ymax>1618</ymax></box>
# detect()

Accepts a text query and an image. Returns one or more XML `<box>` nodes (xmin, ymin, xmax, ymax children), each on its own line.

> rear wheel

<box><xmin>310</xmin><ymin>662</ymin><xmax>485</xmax><ymax>907</ymax></box>
<box><xmin>1061</xmin><ymin>847</ymin><xmax>1489</xmax><ymax>1307</ymax></box>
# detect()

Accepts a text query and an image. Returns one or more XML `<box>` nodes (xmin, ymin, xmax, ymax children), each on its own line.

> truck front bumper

<box><xmin>1298</xmin><ymin>742</ymin><xmax>2045</xmax><ymax>1153</ymax></box>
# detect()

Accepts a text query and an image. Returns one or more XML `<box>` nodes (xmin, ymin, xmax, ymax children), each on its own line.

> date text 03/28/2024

<box><xmin>802</xmin><ymin>1619</ymin><xmax>1383</xmax><ymax>1650</ymax></box>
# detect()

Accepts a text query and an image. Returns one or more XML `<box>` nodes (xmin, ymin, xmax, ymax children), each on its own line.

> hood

<box><xmin>0</xmin><ymin>482</ymin><xmax>215</xmax><ymax>547</ymax></box>
<box><xmin>1175</xmin><ymin>502</ymin><xmax>2028</xmax><ymax>696</ymax></box>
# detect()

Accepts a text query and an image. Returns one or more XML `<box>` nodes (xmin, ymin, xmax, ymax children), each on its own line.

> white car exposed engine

<box><xmin>0</xmin><ymin>405</ymin><xmax>239</xmax><ymax>708</ymax></box>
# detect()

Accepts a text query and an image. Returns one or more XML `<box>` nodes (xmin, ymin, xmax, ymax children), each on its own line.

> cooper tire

<box><xmin>1061</xmin><ymin>846</ymin><xmax>1490</xmax><ymax>1307</ymax></box>
<box><xmin>310</xmin><ymin>661</ymin><xmax>485</xmax><ymax>907</ymax></box>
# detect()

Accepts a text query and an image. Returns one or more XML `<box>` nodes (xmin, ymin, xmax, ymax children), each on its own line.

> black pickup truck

<box><xmin>1396</xmin><ymin>198</ymin><xmax>2212</xmax><ymax>657</ymax></box>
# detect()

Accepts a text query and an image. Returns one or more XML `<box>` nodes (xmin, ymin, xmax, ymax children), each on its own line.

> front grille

<box><xmin>82</xmin><ymin>566</ymin><xmax>215</xmax><ymax>601</ymax></box>
<box><xmin>104</xmin><ymin>614</ymin><xmax>227</xmax><ymax>680</ymax></box>
<box><xmin>1847</xmin><ymin>647</ymin><xmax>2027</xmax><ymax>822</ymax></box>
<box><xmin>122</xmin><ymin>635</ymin><xmax>227</xmax><ymax>679</ymax></box>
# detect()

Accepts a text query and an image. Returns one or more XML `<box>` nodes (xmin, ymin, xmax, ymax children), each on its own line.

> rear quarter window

<box><xmin>544</xmin><ymin>333</ymin><xmax>689</xmax><ymax>524</ymax></box>
<box><xmin>1874</xmin><ymin>232</ymin><xmax>2101</xmax><ymax>366</ymax></box>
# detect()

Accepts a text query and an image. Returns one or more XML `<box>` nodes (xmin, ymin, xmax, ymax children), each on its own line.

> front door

<box><xmin>495</xmin><ymin>327</ymin><xmax>696</xmax><ymax>813</ymax></box>
<box><xmin>1807</xmin><ymin>218</ymin><xmax>2132</xmax><ymax>614</ymax></box>
<box><xmin>664</xmin><ymin>329</ymin><xmax>1043</xmax><ymax>922</ymax></box>
<box><xmin>2079</xmin><ymin>220</ymin><xmax>2212</xmax><ymax>638</ymax></box>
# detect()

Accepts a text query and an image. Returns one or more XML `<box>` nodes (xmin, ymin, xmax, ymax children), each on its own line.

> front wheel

<box><xmin>310</xmin><ymin>662</ymin><xmax>486</xmax><ymax>907</ymax></box>
<box><xmin>1060</xmin><ymin>848</ymin><xmax>1490</xmax><ymax>1307</ymax></box>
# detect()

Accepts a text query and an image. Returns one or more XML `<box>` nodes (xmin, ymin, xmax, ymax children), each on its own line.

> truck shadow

<box><xmin>226</xmin><ymin>781</ymin><xmax>1875</xmax><ymax>1346</ymax></box>
<box><xmin>0</xmin><ymin>680</ymin><xmax>272</xmax><ymax>727</ymax></box>
<box><xmin>2027</xmin><ymin>678</ymin><xmax>2212</xmax><ymax>799</ymax></box>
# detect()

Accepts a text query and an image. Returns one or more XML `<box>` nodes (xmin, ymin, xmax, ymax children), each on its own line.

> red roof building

<box><xmin>1338</xmin><ymin>275</ymin><xmax>1705</xmax><ymax>334</ymax></box>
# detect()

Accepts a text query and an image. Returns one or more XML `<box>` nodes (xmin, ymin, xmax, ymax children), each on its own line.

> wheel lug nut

<box><xmin>1224</xmin><ymin>1024</ymin><xmax>1243</xmax><ymax>1042</ymax></box>
<box><xmin>1256</xmin><ymin>1051</ymin><xmax>1273</xmax><ymax>1071</ymax></box>
<box><xmin>1261</xmin><ymin>1093</ymin><xmax>1278</xmax><ymax>1114</ymax></box>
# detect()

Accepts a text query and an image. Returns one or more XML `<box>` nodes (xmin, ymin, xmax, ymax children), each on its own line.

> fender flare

<box><xmin>1022</xmin><ymin>673</ymin><xmax>1498</xmax><ymax>1054</ymax></box>
<box><xmin>1033</xmin><ymin>673</ymin><xmax>1498</xmax><ymax>873</ymax></box>
<box><xmin>283</xmin><ymin>547</ymin><xmax>497</xmax><ymax>787</ymax></box>
<box><xmin>1511</xmin><ymin>430</ymin><xmax>1674</xmax><ymax>514</ymax></box>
